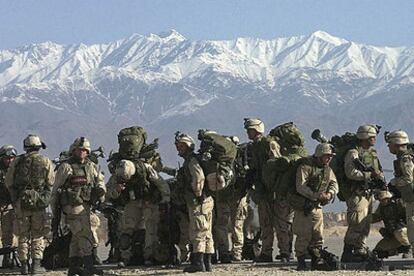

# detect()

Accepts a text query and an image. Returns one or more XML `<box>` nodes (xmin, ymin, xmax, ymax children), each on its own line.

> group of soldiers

<box><xmin>0</xmin><ymin>119</ymin><xmax>413</xmax><ymax>275</ymax></box>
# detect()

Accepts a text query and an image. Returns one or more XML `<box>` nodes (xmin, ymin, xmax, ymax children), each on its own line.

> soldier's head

<box><xmin>244</xmin><ymin>118</ymin><xmax>264</xmax><ymax>141</ymax></box>
<box><xmin>385</xmin><ymin>130</ymin><xmax>410</xmax><ymax>154</ymax></box>
<box><xmin>174</xmin><ymin>132</ymin><xmax>195</xmax><ymax>157</ymax></box>
<box><xmin>23</xmin><ymin>134</ymin><xmax>46</xmax><ymax>153</ymax></box>
<box><xmin>70</xmin><ymin>137</ymin><xmax>91</xmax><ymax>162</ymax></box>
<box><xmin>115</xmin><ymin>160</ymin><xmax>136</xmax><ymax>181</ymax></box>
<box><xmin>356</xmin><ymin>124</ymin><xmax>380</xmax><ymax>148</ymax></box>
<box><xmin>0</xmin><ymin>145</ymin><xmax>17</xmax><ymax>168</ymax></box>
<box><xmin>314</xmin><ymin>143</ymin><xmax>335</xmax><ymax>166</ymax></box>
<box><xmin>377</xmin><ymin>190</ymin><xmax>392</xmax><ymax>205</ymax></box>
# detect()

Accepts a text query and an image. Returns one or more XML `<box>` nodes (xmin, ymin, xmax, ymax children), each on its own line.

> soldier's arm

<box><xmin>296</xmin><ymin>164</ymin><xmax>319</xmax><ymax>201</ymax></box>
<box><xmin>370</xmin><ymin>205</ymin><xmax>382</xmax><ymax>223</ymax></box>
<box><xmin>51</xmin><ymin>163</ymin><xmax>71</xmax><ymax>215</ymax></box>
<box><xmin>344</xmin><ymin>149</ymin><xmax>371</xmax><ymax>182</ymax></box>
<box><xmin>145</xmin><ymin>163</ymin><xmax>171</xmax><ymax>203</ymax></box>
<box><xmin>106</xmin><ymin>175</ymin><xmax>122</xmax><ymax>200</ymax></box>
<box><xmin>4</xmin><ymin>157</ymin><xmax>18</xmax><ymax>190</ymax></box>
<box><xmin>393</xmin><ymin>155</ymin><xmax>414</xmax><ymax>187</ymax></box>
<box><xmin>46</xmin><ymin>158</ymin><xmax>56</xmax><ymax>187</ymax></box>
<box><xmin>188</xmin><ymin>157</ymin><xmax>205</xmax><ymax>197</ymax></box>
<box><xmin>326</xmin><ymin>167</ymin><xmax>339</xmax><ymax>198</ymax></box>
<box><xmin>93</xmin><ymin>164</ymin><xmax>106</xmax><ymax>201</ymax></box>
<box><xmin>268</xmin><ymin>140</ymin><xmax>282</xmax><ymax>159</ymax></box>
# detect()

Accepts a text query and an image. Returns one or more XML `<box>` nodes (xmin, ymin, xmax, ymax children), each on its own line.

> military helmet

<box><xmin>356</xmin><ymin>124</ymin><xmax>379</xmax><ymax>140</ymax></box>
<box><xmin>115</xmin><ymin>160</ymin><xmax>136</xmax><ymax>180</ymax></box>
<box><xmin>386</xmin><ymin>130</ymin><xmax>409</xmax><ymax>145</ymax></box>
<box><xmin>23</xmin><ymin>134</ymin><xmax>46</xmax><ymax>149</ymax></box>
<box><xmin>174</xmin><ymin>131</ymin><xmax>195</xmax><ymax>150</ymax></box>
<box><xmin>70</xmin><ymin>137</ymin><xmax>91</xmax><ymax>153</ymax></box>
<box><xmin>314</xmin><ymin>143</ymin><xmax>335</xmax><ymax>157</ymax></box>
<box><xmin>244</xmin><ymin>118</ymin><xmax>265</xmax><ymax>134</ymax></box>
<box><xmin>377</xmin><ymin>190</ymin><xmax>393</xmax><ymax>200</ymax></box>
<box><xmin>0</xmin><ymin>145</ymin><xmax>17</xmax><ymax>157</ymax></box>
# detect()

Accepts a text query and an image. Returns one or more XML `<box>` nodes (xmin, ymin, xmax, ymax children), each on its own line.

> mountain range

<box><xmin>1</xmin><ymin>30</ymin><xmax>413</xmax><ymax>176</ymax></box>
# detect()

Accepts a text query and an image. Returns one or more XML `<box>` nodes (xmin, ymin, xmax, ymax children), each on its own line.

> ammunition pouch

<box><xmin>21</xmin><ymin>189</ymin><xmax>50</xmax><ymax>210</ymax></box>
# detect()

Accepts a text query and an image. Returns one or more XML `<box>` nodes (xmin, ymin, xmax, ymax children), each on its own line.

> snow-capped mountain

<box><xmin>0</xmin><ymin>30</ymin><xmax>413</xmax><ymax>169</ymax></box>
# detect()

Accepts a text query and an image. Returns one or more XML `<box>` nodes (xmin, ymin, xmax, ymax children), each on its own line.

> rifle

<box><xmin>51</xmin><ymin>188</ymin><xmax>62</xmax><ymax>240</ymax></box>
<box><xmin>353</xmin><ymin>159</ymin><xmax>387</xmax><ymax>191</ymax></box>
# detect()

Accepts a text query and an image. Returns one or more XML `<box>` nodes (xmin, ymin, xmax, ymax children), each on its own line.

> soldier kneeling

<box><xmin>372</xmin><ymin>190</ymin><xmax>411</xmax><ymax>258</ymax></box>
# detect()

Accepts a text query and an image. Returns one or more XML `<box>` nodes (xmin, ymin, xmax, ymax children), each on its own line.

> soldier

<box><xmin>244</xmin><ymin>118</ymin><xmax>281</xmax><ymax>262</ymax></box>
<box><xmin>341</xmin><ymin>125</ymin><xmax>384</xmax><ymax>262</ymax></box>
<box><xmin>5</xmin><ymin>135</ymin><xmax>55</xmax><ymax>274</ymax></box>
<box><xmin>51</xmin><ymin>137</ymin><xmax>106</xmax><ymax>276</ymax></box>
<box><xmin>371</xmin><ymin>190</ymin><xmax>411</xmax><ymax>258</ymax></box>
<box><xmin>292</xmin><ymin>143</ymin><xmax>338</xmax><ymax>270</ymax></box>
<box><xmin>175</xmin><ymin>132</ymin><xmax>214</xmax><ymax>272</ymax></box>
<box><xmin>386</xmin><ymin>130</ymin><xmax>414</xmax><ymax>257</ymax></box>
<box><xmin>0</xmin><ymin>145</ymin><xmax>18</xmax><ymax>268</ymax></box>
<box><xmin>106</xmin><ymin>158</ymin><xmax>170</xmax><ymax>267</ymax></box>
<box><xmin>214</xmin><ymin>137</ymin><xmax>248</xmax><ymax>263</ymax></box>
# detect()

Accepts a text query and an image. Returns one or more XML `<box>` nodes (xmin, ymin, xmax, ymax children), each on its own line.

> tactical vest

<box><xmin>347</xmin><ymin>146</ymin><xmax>381</xmax><ymax>192</ymax></box>
<box><xmin>13</xmin><ymin>152</ymin><xmax>49</xmax><ymax>197</ymax></box>
<box><xmin>288</xmin><ymin>157</ymin><xmax>331</xmax><ymax>211</ymax></box>
<box><xmin>0</xmin><ymin>169</ymin><xmax>12</xmax><ymax>206</ymax></box>
<box><xmin>60</xmin><ymin>159</ymin><xmax>96</xmax><ymax>207</ymax></box>
<box><xmin>393</xmin><ymin>152</ymin><xmax>414</xmax><ymax>203</ymax></box>
<box><xmin>180</xmin><ymin>154</ymin><xmax>206</xmax><ymax>205</ymax></box>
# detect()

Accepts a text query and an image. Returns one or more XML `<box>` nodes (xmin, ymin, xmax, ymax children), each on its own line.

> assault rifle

<box><xmin>53</xmin><ymin>146</ymin><xmax>106</xmax><ymax>170</ymax></box>
<box><xmin>353</xmin><ymin>159</ymin><xmax>387</xmax><ymax>191</ymax></box>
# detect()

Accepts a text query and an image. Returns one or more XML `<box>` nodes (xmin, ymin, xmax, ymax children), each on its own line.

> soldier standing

<box><xmin>51</xmin><ymin>137</ymin><xmax>106</xmax><ymax>276</ymax></box>
<box><xmin>292</xmin><ymin>143</ymin><xmax>338</xmax><ymax>270</ymax></box>
<box><xmin>341</xmin><ymin>125</ymin><xmax>384</xmax><ymax>262</ymax></box>
<box><xmin>175</xmin><ymin>132</ymin><xmax>214</xmax><ymax>273</ymax></box>
<box><xmin>243</xmin><ymin>118</ymin><xmax>281</xmax><ymax>262</ymax></box>
<box><xmin>386</xmin><ymin>130</ymin><xmax>414</xmax><ymax>257</ymax></box>
<box><xmin>0</xmin><ymin>145</ymin><xmax>18</xmax><ymax>268</ymax></box>
<box><xmin>5</xmin><ymin>135</ymin><xmax>55</xmax><ymax>274</ymax></box>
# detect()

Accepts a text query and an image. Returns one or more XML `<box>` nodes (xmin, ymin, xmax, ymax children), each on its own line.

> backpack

<box><xmin>328</xmin><ymin>132</ymin><xmax>358</xmax><ymax>201</ymax></box>
<box><xmin>197</xmin><ymin>130</ymin><xmax>237</xmax><ymax>191</ymax></box>
<box><xmin>269</xmin><ymin>122</ymin><xmax>305</xmax><ymax>149</ymax></box>
<box><xmin>118</xmin><ymin>126</ymin><xmax>147</xmax><ymax>159</ymax></box>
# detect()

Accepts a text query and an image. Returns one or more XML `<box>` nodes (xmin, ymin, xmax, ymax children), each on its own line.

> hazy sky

<box><xmin>1</xmin><ymin>0</ymin><xmax>413</xmax><ymax>50</ymax></box>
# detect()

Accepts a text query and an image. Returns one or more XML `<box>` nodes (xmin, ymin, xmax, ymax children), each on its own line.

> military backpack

<box><xmin>118</xmin><ymin>126</ymin><xmax>147</xmax><ymax>159</ymax></box>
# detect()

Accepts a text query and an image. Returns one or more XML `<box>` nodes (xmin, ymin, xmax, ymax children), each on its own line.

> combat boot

<box><xmin>183</xmin><ymin>252</ymin><xmax>206</xmax><ymax>273</ymax></box>
<box><xmin>2</xmin><ymin>253</ymin><xmax>12</xmax><ymax>268</ymax></box>
<box><xmin>83</xmin><ymin>255</ymin><xmax>103</xmax><ymax>276</ymax></box>
<box><xmin>296</xmin><ymin>255</ymin><xmax>307</xmax><ymax>271</ymax></box>
<box><xmin>68</xmin><ymin>257</ymin><xmax>84</xmax><ymax>276</ymax></box>
<box><xmin>204</xmin><ymin>253</ymin><xmax>213</xmax><ymax>272</ymax></box>
<box><xmin>340</xmin><ymin>244</ymin><xmax>354</xmax><ymax>263</ymax></box>
<box><xmin>31</xmin><ymin>259</ymin><xmax>46</xmax><ymax>274</ymax></box>
<box><xmin>255</xmin><ymin>253</ymin><xmax>273</xmax><ymax>263</ymax></box>
<box><xmin>93</xmin><ymin>247</ymin><xmax>102</xmax><ymax>265</ymax></box>
<box><xmin>219</xmin><ymin>251</ymin><xmax>233</xmax><ymax>264</ymax></box>
<box><xmin>278</xmin><ymin>253</ymin><xmax>292</xmax><ymax>263</ymax></box>
<box><xmin>20</xmin><ymin>261</ymin><xmax>29</xmax><ymax>275</ymax></box>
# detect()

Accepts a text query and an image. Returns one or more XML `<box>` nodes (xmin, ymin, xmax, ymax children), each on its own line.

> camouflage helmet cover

<box><xmin>356</xmin><ymin>124</ymin><xmax>379</xmax><ymax>140</ymax></box>
<box><xmin>175</xmin><ymin>131</ymin><xmax>195</xmax><ymax>150</ymax></box>
<box><xmin>70</xmin><ymin>137</ymin><xmax>91</xmax><ymax>153</ymax></box>
<box><xmin>377</xmin><ymin>190</ymin><xmax>393</xmax><ymax>200</ymax></box>
<box><xmin>385</xmin><ymin>130</ymin><xmax>409</xmax><ymax>145</ymax></box>
<box><xmin>23</xmin><ymin>134</ymin><xmax>46</xmax><ymax>149</ymax></box>
<box><xmin>314</xmin><ymin>143</ymin><xmax>335</xmax><ymax>157</ymax></box>
<box><xmin>244</xmin><ymin>118</ymin><xmax>265</xmax><ymax>134</ymax></box>
<box><xmin>0</xmin><ymin>145</ymin><xmax>17</xmax><ymax>157</ymax></box>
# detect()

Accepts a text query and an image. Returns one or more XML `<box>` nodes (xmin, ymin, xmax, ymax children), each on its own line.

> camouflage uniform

<box><xmin>245</xmin><ymin>119</ymin><xmax>281</xmax><ymax>261</ymax></box>
<box><xmin>387</xmin><ymin>130</ymin><xmax>414</xmax><ymax>255</ymax></box>
<box><xmin>342</xmin><ymin>125</ymin><xmax>384</xmax><ymax>260</ymax></box>
<box><xmin>371</xmin><ymin>192</ymin><xmax>410</xmax><ymax>258</ymax></box>
<box><xmin>5</xmin><ymin>135</ymin><xmax>55</xmax><ymax>274</ymax></box>
<box><xmin>0</xmin><ymin>145</ymin><xmax>18</xmax><ymax>267</ymax></box>
<box><xmin>106</xmin><ymin>159</ymin><xmax>170</xmax><ymax>266</ymax></box>
<box><xmin>292</xmin><ymin>144</ymin><xmax>338</xmax><ymax>270</ymax></box>
<box><xmin>51</xmin><ymin>137</ymin><xmax>106</xmax><ymax>276</ymax></box>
